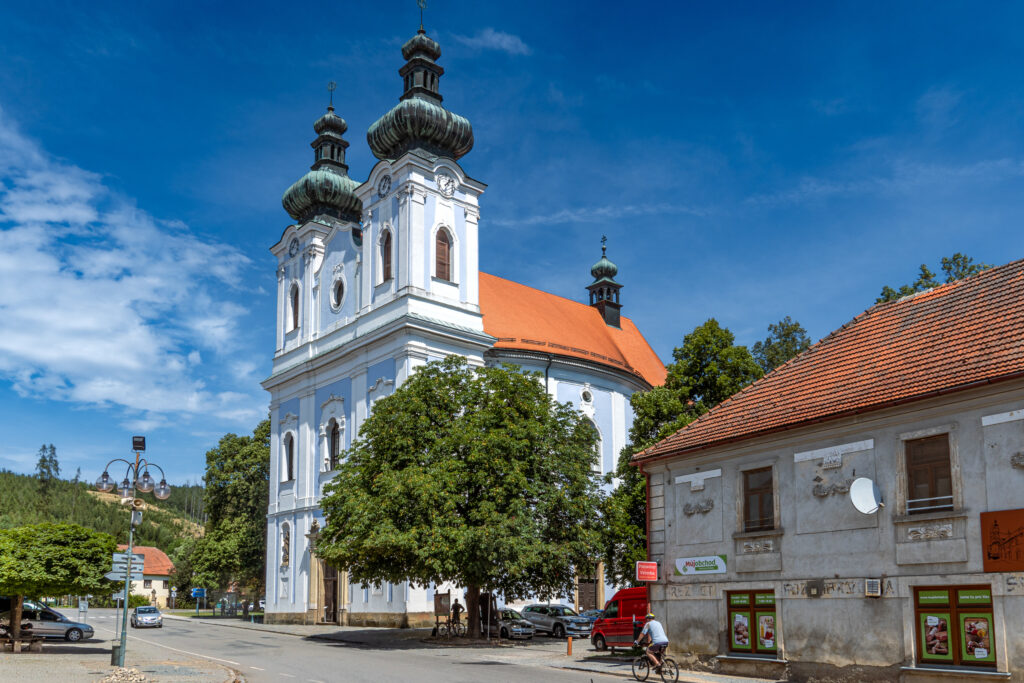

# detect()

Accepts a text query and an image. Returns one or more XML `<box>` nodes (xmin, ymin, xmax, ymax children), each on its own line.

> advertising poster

<box><xmin>675</xmin><ymin>555</ymin><xmax>727</xmax><ymax>576</ymax></box>
<box><xmin>981</xmin><ymin>509</ymin><xmax>1024</xmax><ymax>572</ymax></box>
<box><xmin>960</xmin><ymin>614</ymin><xmax>995</xmax><ymax>663</ymax></box>
<box><xmin>758</xmin><ymin>613</ymin><xmax>776</xmax><ymax>650</ymax></box>
<box><xmin>919</xmin><ymin>612</ymin><xmax>953</xmax><ymax>661</ymax></box>
<box><xmin>731</xmin><ymin>612</ymin><xmax>751</xmax><ymax>650</ymax></box>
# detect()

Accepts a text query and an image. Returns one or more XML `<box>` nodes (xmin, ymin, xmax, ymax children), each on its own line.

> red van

<box><xmin>590</xmin><ymin>586</ymin><xmax>649</xmax><ymax>651</ymax></box>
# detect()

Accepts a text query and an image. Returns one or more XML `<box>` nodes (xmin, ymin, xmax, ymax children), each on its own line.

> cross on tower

<box><xmin>418</xmin><ymin>0</ymin><xmax>427</xmax><ymax>29</ymax></box>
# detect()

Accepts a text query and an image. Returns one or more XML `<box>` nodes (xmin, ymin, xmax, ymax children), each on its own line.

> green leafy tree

<box><xmin>877</xmin><ymin>253</ymin><xmax>991</xmax><ymax>302</ymax></box>
<box><xmin>600</xmin><ymin>319</ymin><xmax>762</xmax><ymax>586</ymax></box>
<box><xmin>751</xmin><ymin>316</ymin><xmax>812</xmax><ymax>374</ymax></box>
<box><xmin>0</xmin><ymin>523</ymin><xmax>116</xmax><ymax>640</ymax></box>
<box><xmin>190</xmin><ymin>419</ymin><xmax>270</xmax><ymax>598</ymax></box>
<box><xmin>317</xmin><ymin>356</ymin><xmax>602</xmax><ymax>638</ymax></box>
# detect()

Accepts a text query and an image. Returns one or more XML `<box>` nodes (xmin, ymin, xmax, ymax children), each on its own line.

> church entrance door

<box><xmin>322</xmin><ymin>563</ymin><xmax>338</xmax><ymax>623</ymax></box>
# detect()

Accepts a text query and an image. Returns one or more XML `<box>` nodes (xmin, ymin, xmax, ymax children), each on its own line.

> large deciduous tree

<box><xmin>190</xmin><ymin>419</ymin><xmax>270</xmax><ymax>599</ymax></box>
<box><xmin>877</xmin><ymin>253</ymin><xmax>991</xmax><ymax>303</ymax></box>
<box><xmin>0</xmin><ymin>523</ymin><xmax>115</xmax><ymax>642</ymax></box>
<box><xmin>317</xmin><ymin>356</ymin><xmax>602</xmax><ymax>638</ymax></box>
<box><xmin>751</xmin><ymin>316</ymin><xmax>812</xmax><ymax>374</ymax></box>
<box><xmin>600</xmin><ymin>319</ymin><xmax>762</xmax><ymax>586</ymax></box>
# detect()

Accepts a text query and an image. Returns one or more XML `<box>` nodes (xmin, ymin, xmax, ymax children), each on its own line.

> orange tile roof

<box><xmin>635</xmin><ymin>258</ymin><xmax>1024</xmax><ymax>463</ymax></box>
<box><xmin>479</xmin><ymin>272</ymin><xmax>667</xmax><ymax>387</ymax></box>
<box><xmin>117</xmin><ymin>545</ymin><xmax>175</xmax><ymax>576</ymax></box>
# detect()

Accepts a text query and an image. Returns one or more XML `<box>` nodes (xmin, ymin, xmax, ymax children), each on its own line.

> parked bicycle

<box><xmin>435</xmin><ymin>618</ymin><xmax>467</xmax><ymax>637</ymax></box>
<box><xmin>631</xmin><ymin>634</ymin><xmax>679</xmax><ymax>682</ymax></box>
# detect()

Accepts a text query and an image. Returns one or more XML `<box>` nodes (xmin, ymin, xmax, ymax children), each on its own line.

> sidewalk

<box><xmin>164</xmin><ymin>614</ymin><xmax>779</xmax><ymax>682</ymax></box>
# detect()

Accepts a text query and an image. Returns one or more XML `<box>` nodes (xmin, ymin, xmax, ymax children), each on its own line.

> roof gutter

<box><xmin>633</xmin><ymin>369</ymin><xmax>1024</xmax><ymax>468</ymax></box>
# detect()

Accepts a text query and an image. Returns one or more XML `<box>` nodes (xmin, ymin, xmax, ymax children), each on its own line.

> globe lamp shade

<box><xmin>95</xmin><ymin>471</ymin><xmax>114</xmax><ymax>492</ymax></box>
<box><xmin>119</xmin><ymin>477</ymin><xmax>132</xmax><ymax>499</ymax></box>
<box><xmin>154</xmin><ymin>479</ymin><xmax>172</xmax><ymax>500</ymax></box>
<box><xmin>135</xmin><ymin>470</ymin><xmax>155</xmax><ymax>493</ymax></box>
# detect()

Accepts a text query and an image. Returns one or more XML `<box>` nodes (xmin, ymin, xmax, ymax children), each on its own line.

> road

<box><xmin>87</xmin><ymin>609</ymin><xmax>614</xmax><ymax>682</ymax></box>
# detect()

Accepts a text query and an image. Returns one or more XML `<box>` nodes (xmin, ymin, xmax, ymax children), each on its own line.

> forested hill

<box><xmin>0</xmin><ymin>470</ymin><xmax>205</xmax><ymax>556</ymax></box>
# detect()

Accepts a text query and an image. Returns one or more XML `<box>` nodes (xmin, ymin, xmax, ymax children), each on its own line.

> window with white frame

<box><xmin>434</xmin><ymin>227</ymin><xmax>453</xmax><ymax>281</ymax></box>
<box><xmin>283</xmin><ymin>433</ymin><xmax>295</xmax><ymax>482</ymax></box>
<box><xmin>288</xmin><ymin>283</ymin><xmax>300</xmax><ymax>331</ymax></box>
<box><xmin>906</xmin><ymin>434</ymin><xmax>954</xmax><ymax>514</ymax></box>
<box><xmin>380</xmin><ymin>229</ymin><xmax>393</xmax><ymax>282</ymax></box>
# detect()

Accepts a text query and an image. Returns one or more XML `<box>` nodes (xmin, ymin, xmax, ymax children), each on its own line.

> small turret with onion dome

<box><xmin>282</xmin><ymin>89</ymin><xmax>363</xmax><ymax>225</ymax></box>
<box><xmin>366</xmin><ymin>21</ymin><xmax>474</xmax><ymax>161</ymax></box>
<box><xmin>587</xmin><ymin>236</ymin><xmax>623</xmax><ymax>328</ymax></box>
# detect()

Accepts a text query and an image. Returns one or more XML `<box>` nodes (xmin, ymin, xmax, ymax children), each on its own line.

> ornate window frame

<box><xmin>280</xmin><ymin>412</ymin><xmax>298</xmax><ymax>483</ymax></box>
<box><xmin>432</xmin><ymin>224</ymin><xmax>457</xmax><ymax>283</ymax></box>
<box><xmin>288</xmin><ymin>281</ymin><xmax>301</xmax><ymax>332</ymax></box>
<box><xmin>319</xmin><ymin>395</ymin><xmax>346</xmax><ymax>473</ymax></box>
<box><xmin>378</xmin><ymin>226</ymin><xmax>394</xmax><ymax>284</ymax></box>
<box><xmin>329</xmin><ymin>264</ymin><xmax>347</xmax><ymax>313</ymax></box>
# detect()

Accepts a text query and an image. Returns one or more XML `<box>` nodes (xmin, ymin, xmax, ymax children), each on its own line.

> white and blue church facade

<box><xmin>262</xmin><ymin>24</ymin><xmax>665</xmax><ymax>626</ymax></box>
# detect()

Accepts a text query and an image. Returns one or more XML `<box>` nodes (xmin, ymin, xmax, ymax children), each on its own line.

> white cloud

<box><xmin>489</xmin><ymin>202</ymin><xmax>709</xmax><ymax>227</ymax></box>
<box><xmin>0</xmin><ymin>105</ymin><xmax>264</xmax><ymax>425</ymax></box>
<box><xmin>453</xmin><ymin>28</ymin><xmax>532</xmax><ymax>56</ymax></box>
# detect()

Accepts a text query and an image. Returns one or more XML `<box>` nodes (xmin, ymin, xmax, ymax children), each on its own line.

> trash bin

<box><xmin>110</xmin><ymin>643</ymin><xmax>121</xmax><ymax>665</ymax></box>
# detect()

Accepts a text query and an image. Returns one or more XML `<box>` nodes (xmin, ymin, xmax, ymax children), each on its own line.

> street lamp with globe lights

<box><xmin>95</xmin><ymin>437</ymin><xmax>171</xmax><ymax>667</ymax></box>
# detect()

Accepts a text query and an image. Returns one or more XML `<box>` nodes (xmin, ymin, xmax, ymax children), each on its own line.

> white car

<box><xmin>130</xmin><ymin>606</ymin><xmax>163</xmax><ymax>628</ymax></box>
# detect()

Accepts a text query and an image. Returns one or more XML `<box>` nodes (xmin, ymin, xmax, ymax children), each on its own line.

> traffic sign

<box><xmin>112</xmin><ymin>552</ymin><xmax>145</xmax><ymax>563</ymax></box>
<box><xmin>111</xmin><ymin>563</ymin><xmax>145</xmax><ymax>573</ymax></box>
<box><xmin>191</xmin><ymin>587</ymin><xmax>206</xmax><ymax>598</ymax></box>
<box><xmin>105</xmin><ymin>570</ymin><xmax>143</xmax><ymax>582</ymax></box>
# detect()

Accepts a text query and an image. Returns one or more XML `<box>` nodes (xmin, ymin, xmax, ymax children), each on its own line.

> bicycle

<box><xmin>631</xmin><ymin>638</ymin><xmax>679</xmax><ymax>682</ymax></box>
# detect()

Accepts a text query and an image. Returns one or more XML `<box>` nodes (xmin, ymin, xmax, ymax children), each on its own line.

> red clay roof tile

<box><xmin>479</xmin><ymin>272</ymin><xmax>667</xmax><ymax>387</ymax></box>
<box><xmin>635</xmin><ymin>258</ymin><xmax>1024</xmax><ymax>462</ymax></box>
<box><xmin>117</xmin><ymin>544</ymin><xmax>175</xmax><ymax>576</ymax></box>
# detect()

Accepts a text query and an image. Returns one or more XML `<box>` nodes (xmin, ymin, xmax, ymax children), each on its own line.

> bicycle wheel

<box><xmin>658</xmin><ymin>657</ymin><xmax>679</xmax><ymax>683</ymax></box>
<box><xmin>455</xmin><ymin>622</ymin><xmax>467</xmax><ymax>637</ymax></box>
<box><xmin>632</xmin><ymin>656</ymin><xmax>650</xmax><ymax>681</ymax></box>
<box><xmin>437</xmin><ymin>623</ymin><xmax>449</xmax><ymax>637</ymax></box>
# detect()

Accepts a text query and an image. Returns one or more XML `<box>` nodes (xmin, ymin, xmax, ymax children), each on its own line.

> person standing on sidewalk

<box><xmin>451</xmin><ymin>599</ymin><xmax>463</xmax><ymax>628</ymax></box>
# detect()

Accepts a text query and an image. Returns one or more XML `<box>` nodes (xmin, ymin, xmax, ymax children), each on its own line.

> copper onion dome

<box><xmin>282</xmin><ymin>105</ymin><xmax>363</xmax><ymax>224</ymax></box>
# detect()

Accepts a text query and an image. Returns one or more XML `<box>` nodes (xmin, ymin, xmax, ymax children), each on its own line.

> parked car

<box><xmin>130</xmin><ymin>605</ymin><xmax>163</xmax><ymax>628</ymax></box>
<box><xmin>579</xmin><ymin>608</ymin><xmax>604</xmax><ymax>624</ymax></box>
<box><xmin>258</xmin><ymin>598</ymin><xmax>266</xmax><ymax>610</ymax></box>
<box><xmin>521</xmin><ymin>604</ymin><xmax>592</xmax><ymax>639</ymax></box>
<box><xmin>497</xmin><ymin>608</ymin><xmax>535</xmax><ymax>640</ymax></box>
<box><xmin>590</xmin><ymin>586</ymin><xmax>648</xmax><ymax>651</ymax></box>
<box><xmin>0</xmin><ymin>600</ymin><xmax>94</xmax><ymax>642</ymax></box>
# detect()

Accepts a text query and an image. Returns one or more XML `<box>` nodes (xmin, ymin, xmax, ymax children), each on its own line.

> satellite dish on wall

<box><xmin>850</xmin><ymin>477</ymin><xmax>884</xmax><ymax>514</ymax></box>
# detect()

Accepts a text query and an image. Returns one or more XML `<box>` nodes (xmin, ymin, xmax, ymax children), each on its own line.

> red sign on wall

<box><xmin>981</xmin><ymin>508</ymin><xmax>1024</xmax><ymax>572</ymax></box>
<box><xmin>636</xmin><ymin>561</ymin><xmax>658</xmax><ymax>582</ymax></box>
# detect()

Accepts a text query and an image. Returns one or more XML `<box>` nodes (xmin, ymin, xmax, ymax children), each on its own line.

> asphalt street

<box><xmin>87</xmin><ymin>609</ymin><xmax>614</xmax><ymax>682</ymax></box>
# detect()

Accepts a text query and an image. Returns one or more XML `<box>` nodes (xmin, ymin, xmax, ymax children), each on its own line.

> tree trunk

<box><xmin>11</xmin><ymin>594</ymin><xmax>23</xmax><ymax>644</ymax></box>
<box><xmin>466</xmin><ymin>584</ymin><xmax>480</xmax><ymax>639</ymax></box>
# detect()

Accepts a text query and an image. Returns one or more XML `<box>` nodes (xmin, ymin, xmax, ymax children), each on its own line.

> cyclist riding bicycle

<box><xmin>634</xmin><ymin>613</ymin><xmax>669</xmax><ymax>672</ymax></box>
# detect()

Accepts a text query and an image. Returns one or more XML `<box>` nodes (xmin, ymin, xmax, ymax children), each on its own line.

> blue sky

<box><xmin>2</xmin><ymin>1</ymin><xmax>1024</xmax><ymax>482</ymax></box>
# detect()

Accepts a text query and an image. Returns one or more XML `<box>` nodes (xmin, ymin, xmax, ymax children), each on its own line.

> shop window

<box><xmin>743</xmin><ymin>467</ymin><xmax>774</xmax><ymax>532</ymax></box>
<box><xmin>914</xmin><ymin>585</ymin><xmax>995</xmax><ymax>667</ymax></box>
<box><xmin>727</xmin><ymin>591</ymin><xmax>776</xmax><ymax>656</ymax></box>
<box><xmin>906</xmin><ymin>434</ymin><xmax>953</xmax><ymax>514</ymax></box>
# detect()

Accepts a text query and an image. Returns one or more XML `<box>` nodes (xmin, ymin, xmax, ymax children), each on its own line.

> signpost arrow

<box><xmin>112</xmin><ymin>552</ymin><xmax>145</xmax><ymax>563</ymax></box>
<box><xmin>105</xmin><ymin>570</ymin><xmax>143</xmax><ymax>581</ymax></box>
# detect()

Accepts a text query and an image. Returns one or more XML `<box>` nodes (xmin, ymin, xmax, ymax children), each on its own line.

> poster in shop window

<box><xmin>919</xmin><ymin>612</ymin><xmax>953</xmax><ymax>661</ymax></box>
<box><xmin>731</xmin><ymin>612</ymin><xmax>751</xmax><ymax>650</ymax></box>
<box><xmin>960</xmin><ymin>614</ymin><xmax>995</xmax><ymax>663</ymax></box>
<box><xmin>758</xmin><ymin>613</ymin><xmax>776</xmax><ymax>650</ymax></box>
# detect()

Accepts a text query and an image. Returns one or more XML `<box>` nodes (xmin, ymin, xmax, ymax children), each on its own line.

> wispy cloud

<box><xmin>489</xmin><ymin>202</ymin><xmax>710</xmax><ymax>227</ymax></box>
<box><xmin>0</xmin><ymin>105</ymin><xmax>265</xmax><ymax>426</ymax></box>
<box><xmin>453</xmin><ymin>28</ymin><xmax>531</xmax><ymax>56</ymax></box>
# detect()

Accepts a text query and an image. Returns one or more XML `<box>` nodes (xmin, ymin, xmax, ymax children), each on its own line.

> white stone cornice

<box><xmin>793</xmin><ymin>439</ymin><xmax>874</xmax><ymax>467</ymax></box>
<box><xmin>674</xmin><ymin>469</ymin><xmax>722</xmax><ymax>492</ymax></box>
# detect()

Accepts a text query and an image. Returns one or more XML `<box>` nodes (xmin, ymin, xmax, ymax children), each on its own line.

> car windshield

<box><xmin>556</xmin><ymin>607</ymin><xmax>578</xmax><ymax>616</ymax></box>
<box><xmin>137</xmin><ymin>607</ymin><xmax>158</xmax><ymax>614</ymax></box>
<box><xmin>502</xmin><ymin>609</ymin><xmax>523</xmax><ymax>620</ymax></box>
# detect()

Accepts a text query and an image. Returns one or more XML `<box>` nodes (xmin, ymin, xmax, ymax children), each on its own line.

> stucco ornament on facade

<box><xmin>683</xmin><ymin>499</ymin><xmax>714</xmax><ymax>516</ymax></box>
<box><xmin>906</xmin><ymin>523</ymin><xmax>953</xmax><ymax>541</ymax></box>
<box><xmin>811</xmin><ymin>475</ymin><xmax>854</xmax><ymax>497</ymax></box>
<box><xmin>1011</xmin><ymin>452</ymin><xmax>1024</xmax><ymax>468</ymax></box>
<box><xmin>742</xmin><ymin>539</ymin><xmax>775</xmax><ymax>554</ymax></box>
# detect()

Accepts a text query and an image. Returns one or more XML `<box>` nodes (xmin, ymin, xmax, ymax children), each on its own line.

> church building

<box><xmin>262</xmin><ymin>22</ymin><xmax>665</xmax><ymax>626</ymax></box>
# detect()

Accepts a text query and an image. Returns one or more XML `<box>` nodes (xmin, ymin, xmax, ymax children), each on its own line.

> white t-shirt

<box><xmin>641</xmin><ymin>619</ymin><xmax>668</xmax><ymax>645</ymax></box>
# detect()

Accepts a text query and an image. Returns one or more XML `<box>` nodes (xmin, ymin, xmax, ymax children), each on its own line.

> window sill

<box><xmin>893</xmin><ymin>510</ymin><xmax>967</xmax><ymax>524</ymax></box>
<box><xmin>431</xmin><ymin>276</ymin><xmax>458</xmax><ymax>285</ymax></box>
<box><xmin>900</xmin><ymin>666</ymin><xmax>1009</xmax><ymax>679</ymax></box>
<box><xmin>733</xmin><ymin>528</ymin><xmax>783</xmax><ymax>539</ymax></box>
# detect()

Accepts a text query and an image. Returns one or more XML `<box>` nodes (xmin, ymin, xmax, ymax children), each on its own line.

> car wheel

<box><xmin>65</xmin><ymin>628</ymin><xmax>83</xmax><ymax>642</ymax></box>
<box><xmin>553</xmin><ymin>623</ymin><xmax>565</xmax><ymax>639</ymax></box>
<box><xmin>593</xmin><ymin>634</ymin><xmax>607</xmax><ymax>651</ymax></box>
<box><xmin>500</xmin><ymin>627</ymin><xmax>509</xmax><ymax>639</ymax></box>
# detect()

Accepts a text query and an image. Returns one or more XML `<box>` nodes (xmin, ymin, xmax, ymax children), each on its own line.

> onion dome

<box><xmin>282</xmin><ymin>105</ymin><xmax>363</xmax><ymax>224</ymax></box>
<box><xmin>590</xmin><ymin>242</ymin><xmax>619</xmax><ymax>283</ymax></box>
<box><xmin>367</xmin><ymin>28</ymin><xmax>474</xmax><ymax>161</ymax></box>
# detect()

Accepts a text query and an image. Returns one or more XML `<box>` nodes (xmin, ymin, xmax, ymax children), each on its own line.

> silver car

<box><xmin>130</xmin><ymin>605</ymin><xmax>163</xmax><ymax>628</ymax></box>
<box><xmin>0</xmin><ymin>601</ymin><xmax>94</xmax><ymax>641</ymax></box>
<box><xmin>497</xmin><ymin>608</ymin><xmax>535</xmax><ymax>640</ymax></box>
<box><xmin>521</xmin><ymin>603</ymin><xmax>592</xmax><ymax>639</ymax></box>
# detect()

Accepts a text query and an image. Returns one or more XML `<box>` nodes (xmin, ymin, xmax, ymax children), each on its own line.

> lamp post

<box><xmin>95</xmin><ymin>437</ymin><xmax>171</xmax><ymax>668</ymax></box>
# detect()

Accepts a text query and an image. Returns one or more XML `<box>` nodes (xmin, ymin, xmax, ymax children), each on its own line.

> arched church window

<box><xmin>290</xmin><ymin>284</ymin><xmax>300</xmax><ymax>331</ymax></box>
<box><xmin>329</xmin><ymin>421</ymin><xmax>341</xmax><ymax>469</ymax></box>
<box><xmin>284</xmin><ymin>433</ymin><xmax>295</xmax><ymax>482</ymax></box>
<box><xmin>381</xmin><ymin>230</ymin><xmax>393</xmax><ymax>282</ymax></box>
<box><xmin>435</xmin><ymin>228</ymin><xmax>452</xmax><ymax>282</ymax></box>
<box><xmin>332</xmin><ymin>279</ymin><xmax>345</xmax><ymax>309</ymax></box>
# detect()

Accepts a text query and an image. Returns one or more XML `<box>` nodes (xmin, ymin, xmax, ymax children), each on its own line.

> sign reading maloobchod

<box><xmin>675</xmin><ymin>555</ymin><xmax>727</xmax><ymax>576</ymax></box>
<box><xmin>636</xmin><ymin>561</ymin><xmax>658</xmax><ymax>582</ymax></box>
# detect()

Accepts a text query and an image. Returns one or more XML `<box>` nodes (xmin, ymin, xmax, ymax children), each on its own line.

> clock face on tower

<box><xmin>436</xmin><ymin>173</ymin><xmax>456</xmax><ymax>198</ymax></box>
<box><xmin>377</xmin><ymin>175</ymin><xmax>392</xmax><ymax>198</ymax></box>
<box><xmin>288</xmin><ymin>238</ymin><xmax>300</xmax><ymax>257</ymax></box>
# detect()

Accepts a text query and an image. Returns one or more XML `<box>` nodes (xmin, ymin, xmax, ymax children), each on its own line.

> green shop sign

<box><xmin>675</xmin><ymin>555</ymin><xmax>728</xmax><ymax>576</ymax></box>
<box><xmin>957</xmin><ymin>589</ymin><xmax>991</xmax><ymax>605</ymax></box>
<box><xmin>755</xmin><ymin>593</ymin><xmax>775</xmax><ymax>606</ymax></box>
<box><xmin>917</xmin><ymin>590</ymin><xmax>950</xmax><ymax>605</ymax></box>
<box><xmin>729</xmin><ymin>594</ymin><xmax>750</xmax><ymax>606</ymax></box>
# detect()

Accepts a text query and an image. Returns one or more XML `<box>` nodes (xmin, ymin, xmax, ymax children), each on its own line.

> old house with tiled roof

<box><xmin>116</xmin><ymin>545</ymin><xmax>175</xmax><ymax>608</ymax></box>
<box><xmin>634</xmin><ymin>259</ymin><xmax>1024</xmax><ymax>682</ymax></box>
<box><xmin>261</xmin><ymin>21</ymin><xmax>664</xmax><ymax>626</ymax></box>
